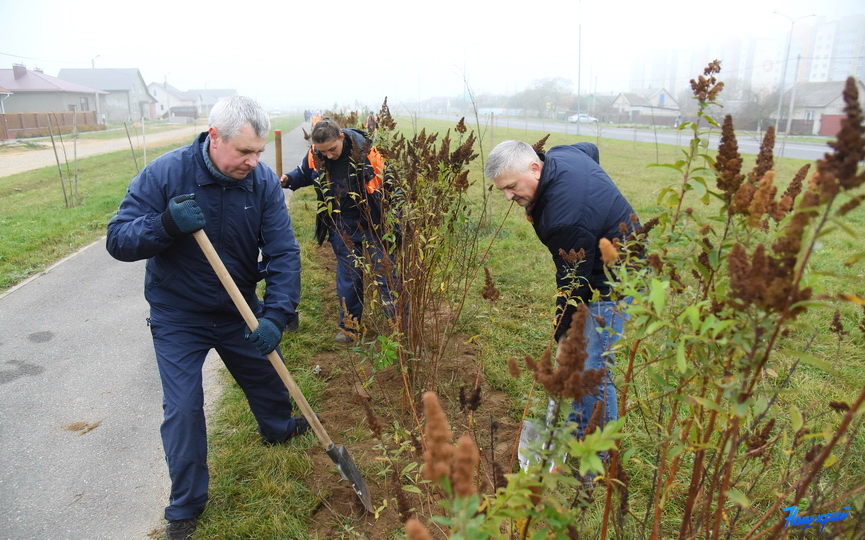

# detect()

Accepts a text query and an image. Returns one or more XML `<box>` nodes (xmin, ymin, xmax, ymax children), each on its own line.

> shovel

<box><xmin>192</xmin><ymin>229</ymin><xmax>373</xmax><ymax>512</ymax></box>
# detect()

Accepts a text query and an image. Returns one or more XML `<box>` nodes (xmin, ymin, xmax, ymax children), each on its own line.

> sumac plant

<box><xmin>404</xmin><ymin>64</ymin><xmax>865</xmax><ymax>539</ymax></box>
<box><xmin>321</xmin><ymin>101</ymin><xmax>494</xmax><ymax>397</ymax></box>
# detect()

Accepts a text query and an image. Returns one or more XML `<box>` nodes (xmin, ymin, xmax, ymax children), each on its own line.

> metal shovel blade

<box><xmin>327</xmin><ymin>443</ymin><xmax>373</xmax><ymax>512</ymax></box>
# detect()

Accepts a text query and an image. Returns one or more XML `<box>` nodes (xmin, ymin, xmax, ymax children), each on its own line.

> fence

<box><xmin>0</xmin><ymin>111</ymin><xmax>100</xmax><ymax>140</ymax></box>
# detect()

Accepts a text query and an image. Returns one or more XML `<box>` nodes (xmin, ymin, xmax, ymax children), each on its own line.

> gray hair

<box><xmin>208</xmin><ymin>95</ymin><xmax>271</xmax><ymax>139</ymax></box>
<box><xmin>484</xmin><ymin>140</ymin><xmax>540</xmax><ymax>180</ymax></box>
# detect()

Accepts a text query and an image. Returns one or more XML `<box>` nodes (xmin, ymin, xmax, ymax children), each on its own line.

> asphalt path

<box><xmin>0</xmin><ymin>122</ymin><xmax>310</xmax><ymax>539</ymax></box>
<box><xmin>423</xmin><ymin>113</ymin><xmax>833</xmax><ymax>162</ymax></box>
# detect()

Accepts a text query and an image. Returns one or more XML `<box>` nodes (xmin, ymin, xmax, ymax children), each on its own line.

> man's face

<box><xmin>208</xmin><ymin>124</ymin><xmax>267</xmax><ymax>180</ymax></box>
<box><xmin>493</xmin><ymin>161</ymin><xmax>542</xmax><ymax>207</ymax></box>
<box><xmin>315</xmin><ymin>133</ymin><xmax>345</xmax><ymax>160</ymax></box>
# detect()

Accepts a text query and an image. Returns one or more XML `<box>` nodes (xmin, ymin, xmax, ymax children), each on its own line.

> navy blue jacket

<box><xmin>106</xmin><ymin>133</ymin><xmax>301</xmax><ymax>329</ymax></box>
<box><xmin>530</xmin><ymin>142</ymin><xmax>637</xmax><ymax>339</ymax></box>
<box><xmin>285</xmin><ymin>128</ymin><xmax>384</xmax><ymax>244</ymax></box>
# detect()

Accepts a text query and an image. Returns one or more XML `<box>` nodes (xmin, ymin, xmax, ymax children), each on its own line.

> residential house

<box><xmin>0</xmin><ymin>64</ymin><xmax>105</xmax><ymax>115</ymax></box>
<box><xmin>778</xmin><ymin>79</ymin><xmax>865</xmax><ymax>136</ymax></box>
<box><xmin>146</xmin><ymin>82</ymin><xmax>202</xmax><ymax>121</ymax></box>
<box><xmin>610</xmin><ymin>88</ymin><xmax>681</xmax><ymax>125</ymax></box>
<box><xmin>189</xmin><ymin>89</ymin><xmax>237</xmax><ymax>118</ymax></box>
<box><xmin>57</xmin><ymin>68</ymin><xmax>155</xmax><ymax>123</ymax></box>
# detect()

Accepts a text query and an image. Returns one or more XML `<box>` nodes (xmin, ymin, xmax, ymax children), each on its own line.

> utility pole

<box><xmin>773</xmin><ymin>12</ymin><xmax>815</xmax><ymax>134</ymax></box>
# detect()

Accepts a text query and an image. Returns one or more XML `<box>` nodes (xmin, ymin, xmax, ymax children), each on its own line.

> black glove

<box><xmin>246</xmin><ymin>318</ymin><xmax>282</xmax><ymax>355</ymax></box>
<box><xmin>162</xmin><ymin>194</ymin><xmax>205</xmax><ymax>237</ymax></box>
<box><xmin>285</xmin><ymin>312</ymin><xmax>299</xmax><ymax>333</ymax></box>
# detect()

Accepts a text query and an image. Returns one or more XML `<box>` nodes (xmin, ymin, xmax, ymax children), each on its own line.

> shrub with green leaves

<box><xmin>405</xmin><ymin>62</ymin><xmax>864</xmax><ymax>539</ymax></box>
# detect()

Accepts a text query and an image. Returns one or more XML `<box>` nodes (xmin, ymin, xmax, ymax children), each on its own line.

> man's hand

<box><xmin>285</xmin><ymin>312</ymin><xmax>299</xmax><ymax>333</ymax></box>
<box><xmin>280</xmin><ymin>174</ymin><xmax>289</xmax><ymax>189</ymax></box>
<box><xmin>162</xmin><ymin>194</ymin><xmax>205</xmax><ymax>237</ymax></box>
<box><xmin>246</xmin><ymin>318</ymin><xmax>282</xmax><ymax>355</ymax></box>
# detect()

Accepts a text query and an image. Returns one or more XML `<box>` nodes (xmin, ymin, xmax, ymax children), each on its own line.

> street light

<box><xmin>773</xmin><ymin>12</ymin><xmax>815</xmax><ymax>134</ymax></box>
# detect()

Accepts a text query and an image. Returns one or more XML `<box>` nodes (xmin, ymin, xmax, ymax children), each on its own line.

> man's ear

<box><xmin>208</xmin><ymin>126</ymin><xmax>220</xmax><ymax>145</ymax></box>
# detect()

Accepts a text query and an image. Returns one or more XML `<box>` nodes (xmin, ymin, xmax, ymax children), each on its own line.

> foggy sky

<box><xmin>1</xmin><ymin>0</ymin><xmax>862</xmax><ymax>111</ymax></box>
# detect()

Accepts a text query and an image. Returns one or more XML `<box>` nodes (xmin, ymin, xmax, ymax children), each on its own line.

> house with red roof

<box><xmin>0</xmin><ymin>64</ymin><xmax>106</xmax><ymax>116</ymax></box>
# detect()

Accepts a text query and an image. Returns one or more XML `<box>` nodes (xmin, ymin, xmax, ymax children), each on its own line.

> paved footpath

<box><xmin>0</xmin><ymin>123</ymin><xmax>309</xmax><ymax>539</ymax></box>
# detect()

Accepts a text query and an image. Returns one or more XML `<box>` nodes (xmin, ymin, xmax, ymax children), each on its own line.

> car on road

<box><xmin>568</xmin><ymin>113</ymin><xmax>598</xmax><ymax>123</ymax></box>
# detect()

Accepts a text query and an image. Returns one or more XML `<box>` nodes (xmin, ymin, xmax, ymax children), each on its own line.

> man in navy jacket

<box><xmin>107</xmin><ymin>96</ymin><xmax>305</xmax><ymax>539</ymax></box>
<box><xmin>485</xmin><ymin>139</ymin><xmax>638</xmax><ymax>460</ymax></box>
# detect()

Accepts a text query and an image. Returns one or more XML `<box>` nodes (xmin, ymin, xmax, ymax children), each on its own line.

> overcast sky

<box><xmin>1</xmin><ymin>0</ymin><xmax>862</xmax><ymax>112</ymax></box>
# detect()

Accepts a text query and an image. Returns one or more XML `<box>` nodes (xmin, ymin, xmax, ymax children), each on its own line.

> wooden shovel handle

<box><xmin>192</xmin><ymin>229</ymin><xmax>332</xmax><ymax>448</ymax></box>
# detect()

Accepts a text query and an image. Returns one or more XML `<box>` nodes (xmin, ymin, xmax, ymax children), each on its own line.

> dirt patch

<box><xmin>302</xmin><ymin>245</ymin><xmax>521</xmax><ymax>538</ymax></box>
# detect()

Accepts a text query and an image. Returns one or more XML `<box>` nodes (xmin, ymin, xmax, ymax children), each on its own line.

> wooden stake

<box><xmin>274</xmin><ymin>130</ymin><xmax>283</xmax><ymax>178</ymax></box>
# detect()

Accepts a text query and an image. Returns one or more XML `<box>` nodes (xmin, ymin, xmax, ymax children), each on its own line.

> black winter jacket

<box><xmin>529</xmin><ymin>142</ymin><xmax>638</xmax><ymax>340</ymax></box>
<box><xmin>285</xmin><ymin>129</ymin><xmax>384</xmax><ymax>245</ymax></box>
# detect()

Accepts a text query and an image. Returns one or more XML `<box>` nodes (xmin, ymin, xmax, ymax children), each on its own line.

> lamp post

<box><xmin>773</xmin><ymin>12</ymin><xmax>815</xmax><ymax>134</ymax></box>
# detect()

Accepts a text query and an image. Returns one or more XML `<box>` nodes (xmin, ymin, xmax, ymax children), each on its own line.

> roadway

<box><xmin>423</xmin><ymin>113</ymin><xmax>832</xmax><ymax>162</ymax></box>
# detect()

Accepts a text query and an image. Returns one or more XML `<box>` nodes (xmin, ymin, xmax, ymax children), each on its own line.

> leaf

<box><xmin>703</xmin><ymin>114</ymin><xmax>721</xmax><ymax>128</ymax></box>
<box><xmin>676</xmin><ymin>339</ymin><xmax>687</xmax><ymax>374</ymax></box>
<box><xmin>402</xmin><ymin>484</ymin><xmax>422</xmax><ymax>494</ymax></box>
<box><xmin>688</xmin><ymin>395</ymin><xmax>723</xmax><ymax>414</ymax></box>
<box><xmin>649</xmin><ymin>278</ymin><xmax>669</xmax><ymax>314</ymax></box>
<box><xmin>840</xmin><ymin>293</ymin><xmax>865</xmax><ymax>306</ymax></box>
<box><xmin>823</xmin><ymin>453</ymin><xmax>839</xmax><ymax>468</ymax></box>
<box><xmin>649</xmin><ymin>163</ymin><xmax>686</xmax><ymax>172</ymax></box>
<box><xmin>779</xmin><ymin>349</ymin><xmax>835</xmax><ymax>372</ymax></box>
<box><xmin>843</xmin><ymin>252</ymin><xmax>865</xmax><ymax>267</ymax></box>
<box><xmin>726</xmin><ymin>488</ymin><xmax>752</xmax><ymax>508</ymax></box>
<box><xmin>687</xmin><ymin>177</ymin><xmax>708</xmax><ymax>199</ymax></box>
<box><xmin>790</xmin><ymin>405</ymin><xmax>804</xmax><ymax>432</ymax></box>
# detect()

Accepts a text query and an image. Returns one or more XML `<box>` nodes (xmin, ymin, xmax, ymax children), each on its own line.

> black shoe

<box><xmin>165</xmin><ymin>518</ymin><xmax>197</xmax><ymax>540</ymax></box>
<box><xmin>292</xmin><ymin>414</ymin><xmax>312</xmax><ymax>437</ymax></box>
<box><xmin>260</xmin><ymin>414</ymin><xmax>317</xmax><ymax>445</ymax></box>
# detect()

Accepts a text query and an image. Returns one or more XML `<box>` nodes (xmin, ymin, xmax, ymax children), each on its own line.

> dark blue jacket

<box><xmin>285</xmin><ymin>128</ymin><xmax>384</xmax><ymax>244</ymax></box>
<box><xmin>530</xmin><ymin>142</ymin><xmax>637</xmax><ymax>339</ymax></box>
<box><xmin>106</xmin><ymin>133</ymin><xmax>301</xmax><ymax>329</ymax></box>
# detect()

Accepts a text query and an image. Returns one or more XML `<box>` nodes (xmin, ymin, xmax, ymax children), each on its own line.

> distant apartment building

<box><xmin>629</xmin><ymin>13</ymin><xmax>864</xmax><ymax>97</ymax></box>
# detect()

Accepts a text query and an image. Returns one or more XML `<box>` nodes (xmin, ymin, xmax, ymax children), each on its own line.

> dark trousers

<box><xmin>329</xmin><ymin>230</ymin><xmax>396</xmax><ymax>330</ymax></box>
<box><xmin>149</xmin><ymin>316</ymin><xmax>295</xmax><ymax>521</ymax></box>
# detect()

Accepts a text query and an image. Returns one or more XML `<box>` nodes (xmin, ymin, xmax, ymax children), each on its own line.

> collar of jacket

<box><xmin>195</xmin><ymin>132</ymin><xmax>254</xmax><ymax>192</ymax></box>
<box><xmin>528</xmin><ymin>151</ymin><xmax>549</xmax><ymax>218</ymax></box>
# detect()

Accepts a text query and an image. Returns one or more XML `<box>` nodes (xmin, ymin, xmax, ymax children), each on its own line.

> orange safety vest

<box><xmin>307</xmin><ymin>145</ymin><xmax>384</xmax><ymax>194</ymax></box>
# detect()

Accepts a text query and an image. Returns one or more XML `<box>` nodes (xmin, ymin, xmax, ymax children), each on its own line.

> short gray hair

<box><xmin>209</xmin><ymin>95</ymin><xmax>271</xmax><ymax>139</ymax></box>
<box><xmin>484</xmin><ymin>140</ymin><xmax>540</xmax><ymax>180</ymax></box>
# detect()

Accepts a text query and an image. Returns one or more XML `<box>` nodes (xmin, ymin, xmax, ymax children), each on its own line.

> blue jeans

<box><xmin>149</xmin><ymin>316</ymin><xmax>296</xmax><ymax>521</ymax></box>
<box><xmin>565</xmin><ymin>299</ymin><xmax>631</xmax><ymax>438</ymax></box>
<box><xmin>329</xmin><ymin>230</ymin><xmax>396</xmax><ymax>330</ymax></box>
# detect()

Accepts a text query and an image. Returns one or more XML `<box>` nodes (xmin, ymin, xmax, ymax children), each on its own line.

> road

<box><xmin>0</xmin><ymin>122</ymin><xmax>309</xmax><ymax>539</ymax></box>
<box><xmin>424</xmin><ymin>113</ymin><xmax>833</xmax><ymax>162</ymax></box>
<box><xmin>0</xmin><ymin>124</ymin><xmax>202</xmax><ymax>179</ymax></box>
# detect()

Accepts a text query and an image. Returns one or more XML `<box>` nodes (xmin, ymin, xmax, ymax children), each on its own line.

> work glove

<box><xmin>162</xmin><ymin>193</ymin><xmax>205</xmax><ymax>237</ymax></box>
<box><xmin>246</xmin><ymin>318</ymin><xmax>282</xmax><ymax>355</ymax></box>
<box><xmin>285</xmin><ymin>312</ymin><xmax>299</xmax><ymax>333</ymax></box>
